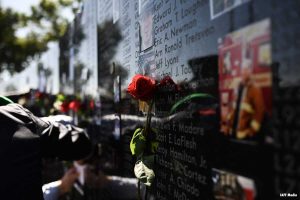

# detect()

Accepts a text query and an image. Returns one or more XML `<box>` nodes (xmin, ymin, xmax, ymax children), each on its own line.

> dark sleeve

<box><xmin>0</xmin><ymin>103</ymin><xmax>92</xmax><ymax>161</ymax></box>
<box><xmin>40</xmin><ymin>123</ymin><xmax>92</xmax><ymax>160</ymax></box>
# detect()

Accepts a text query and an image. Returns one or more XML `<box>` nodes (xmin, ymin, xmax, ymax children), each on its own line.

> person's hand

<box><xmin>59</xmin><ymin>167</ymin><xmax>79</xmax><ymax>195</ymax></box>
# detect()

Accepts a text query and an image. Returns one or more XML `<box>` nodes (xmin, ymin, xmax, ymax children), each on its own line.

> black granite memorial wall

<box><xmin>95</xmin><ymin>0</ymin><xmax>300</xmax><ymax>199</ymax></box>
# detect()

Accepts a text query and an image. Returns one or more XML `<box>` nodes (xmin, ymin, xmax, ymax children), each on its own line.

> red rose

<box><xmin>159</xmin><ymin>76</ymin><xmax>174</xmax><ymax>85</ymax></box>
<box><xmin>159</xmin><ymin>76</ymin><xmax>180</xmax><ymax>91</ymax></box>
<box><xmin>69</xmin><ymin>100</ymin><xmax>80</xmax><ymax>112</ymax></box>
<box><xmin>60</xmin><ymin>101</ymin><xmax>69</xmax><ymax>113</ymax></box>
<box><xmin>127</xmin><ymin>74</ymin><xmax>156</xmax><ymax>101</ymax></box>
<box><xmin>89</xmin><ymin>100</ymin><xmax>95</xmax><ymax>110</ymax></box>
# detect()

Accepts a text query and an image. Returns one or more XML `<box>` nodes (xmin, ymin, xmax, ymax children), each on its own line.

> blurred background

<box><xmin>0</xmin><ymin>1</ymin><xmax>137</xmax><ymax>199</ymax></box>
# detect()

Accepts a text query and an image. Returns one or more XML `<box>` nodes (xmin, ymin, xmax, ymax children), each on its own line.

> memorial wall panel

<box><xmin>95</xmin><ymin>0</ymin><xmax>300</xmax><ymax>199</ymax></box>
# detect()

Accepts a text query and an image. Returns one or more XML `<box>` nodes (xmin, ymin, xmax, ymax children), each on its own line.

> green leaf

<box><xmin>130</xmin><ymin>128</ymin><xmax>146</xmax><ymax>156</ymax></box>
<box><xmin>169</xmin><ymin>93</ymin><xmax>214</xmax><ymax>114</ymax></box>
<box><xmin>150</xmin><ymin>141</ymin><xmax>159</xmax><ymax>153</ymax></box>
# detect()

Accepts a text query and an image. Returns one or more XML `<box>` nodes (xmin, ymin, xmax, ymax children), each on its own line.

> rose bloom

<box><xmin>127</xmin><ymin>74</ymin><xmax>156</xmax><ymax>101</ymax></box>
